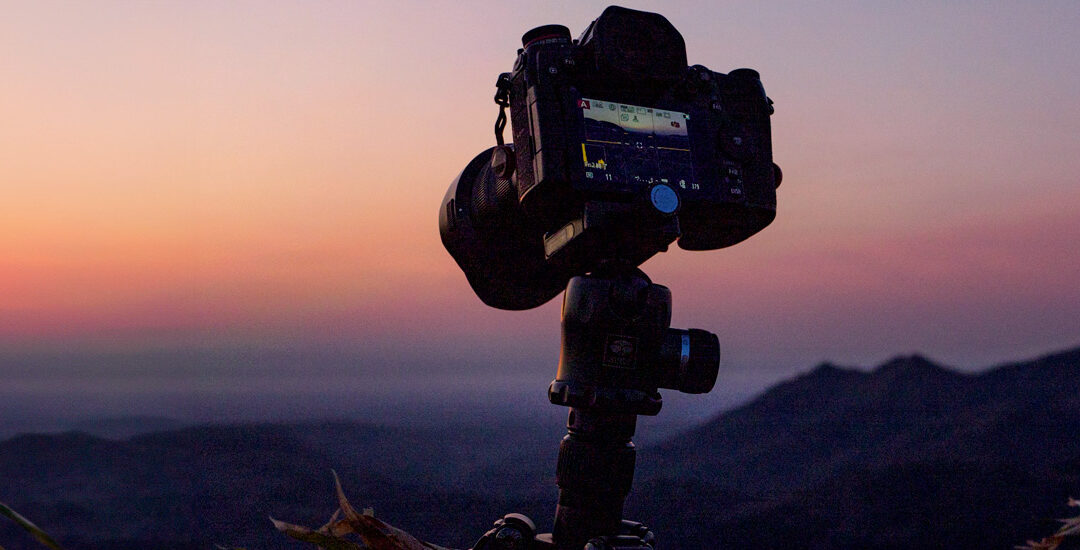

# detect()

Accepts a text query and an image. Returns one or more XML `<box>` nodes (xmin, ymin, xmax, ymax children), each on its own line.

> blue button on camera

<box><xmin>650</xmin><ymin>184</ymin><xmax>679</xmax><ymax>214</ymax></box>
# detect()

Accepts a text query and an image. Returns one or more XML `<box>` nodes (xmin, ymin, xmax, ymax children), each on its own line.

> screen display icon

<box><xmin>579</xmin><ymin>97</ymin><xmax>694</xmax><ymax>189</ymax></box>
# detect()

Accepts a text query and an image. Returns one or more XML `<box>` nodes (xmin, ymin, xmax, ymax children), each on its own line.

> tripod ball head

<box><xmin>548</xmin><ymin>264</ymin><xmax>719</xmax><ymax>416</ymax></box>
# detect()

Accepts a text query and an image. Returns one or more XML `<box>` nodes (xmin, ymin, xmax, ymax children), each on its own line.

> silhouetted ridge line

<box><xmin>1039</xmin><ymin>344</ymin><xmax>1080</xmax><ymax>364</ymax></box>
<box><xmin>806</xmin><ymin>361</ymin><xmax>861</xmax><ymax>378</ymax></box>
<box><xmin>991</xmin><ymin>344</ymin><xmax>1080</xmax><ymax>371</ymax></box>
<box><xmin>634</xmin><ymin>345</ymin><xmax>1080</xmax><ymax>548</ymax></box>
<box><xmin>874</xmin><ymin>353</ymin><xmax>951</xmax><ymax>374</ymax></box>
<box><xmin>2</xmin><ymin>345</ymin><xmax>1079</xmax><ymax>549</ymax></box>
<box><xmin>2</xmin><ymin>430</ymin><xmax>100</xmax><ymax>446</ymax></box>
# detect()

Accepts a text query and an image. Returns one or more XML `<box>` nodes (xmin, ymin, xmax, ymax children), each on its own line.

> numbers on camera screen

<box><xmin>579</xmin><ymin>96</ymin><xmax>694</xmax><ymax>190</ymax></box>
<box><xmin>584</xmin><ymin>171</ymin><xmax>614</xmax><ymax>182</ymax></box>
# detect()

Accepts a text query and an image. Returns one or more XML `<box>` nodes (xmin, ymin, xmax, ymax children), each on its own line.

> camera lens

<box><xmin>659</xmin><ymin>328</ymin><xmax>720</xmax><ymax>394</ymax></box>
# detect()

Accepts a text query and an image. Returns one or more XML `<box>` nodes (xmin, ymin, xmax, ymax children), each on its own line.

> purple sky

<box><xmin>2</xmin><ymin>2</ymin><xmax>1078</xmax><ymax>418</ymax></box>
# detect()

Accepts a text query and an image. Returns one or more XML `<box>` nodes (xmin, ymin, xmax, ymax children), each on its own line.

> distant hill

<box><xmin>633</xmin><ymin>347</ymin><xmax>1080</xmax><ymax>548</ymax></box>
<box><xmin>66</xmin><ymin>415</ymin><xmax>189</xmax><ymax>439</ymax></box>
<box><xmin>2</xmin><ymin>347</ymin><xmax>1078</xmax><ymax>549</ymax></box>
<box><xmin>0</xmin><ymin>422</ymin><xmax>550</xmax><ymax>549</ymax></box>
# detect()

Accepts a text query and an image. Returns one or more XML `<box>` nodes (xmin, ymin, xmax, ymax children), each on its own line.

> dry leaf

<box><xmin>1014</xmin><ymin>535</ymin><xmax>1064</xmax><ymax>550</ymax></box>
<box><xmin>271</xmin><ymin>516</ymin><xmax>368</xmax><ymax>550</ymax></box>
<box><xmin>274</xmin><ymin>472</ymin><xmax>454</xmax><ymax>550</ymax></box>
<box><xmin>1057</xmin><ymin>514</ymin><xmax>1080</xmax><ymax>536</ymax></box>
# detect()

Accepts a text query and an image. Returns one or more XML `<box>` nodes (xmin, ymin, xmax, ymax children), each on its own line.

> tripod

<box><xmin>471</xmin><ymin>262</ymin><xmax>720</xmax><ymax>550</ymax></box>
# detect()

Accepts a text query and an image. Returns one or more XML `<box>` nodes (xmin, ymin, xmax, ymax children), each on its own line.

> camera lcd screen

<box><xmin>579</xmin><ymin>97</ymin><xmax>695</xmax><ymax>190</ymax></box>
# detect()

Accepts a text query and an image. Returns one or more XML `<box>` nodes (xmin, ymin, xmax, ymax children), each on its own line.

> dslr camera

<box><xmin>440</xmin><ymin>5</ymin><xmax>780</xmax><ymax>311</ymax></box>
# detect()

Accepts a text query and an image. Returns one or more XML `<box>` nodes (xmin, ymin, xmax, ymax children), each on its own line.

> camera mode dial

<box><xmin>521</xmin><ymin>25</ymin><xmax>571</xmax><ymax>48</ymax></box>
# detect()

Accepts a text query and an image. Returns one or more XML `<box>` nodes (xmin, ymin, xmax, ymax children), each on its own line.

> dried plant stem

<box><xmin>0</xmin><ymin>501</ymin><xmax>65</xmax><ymax>550</ymax></box>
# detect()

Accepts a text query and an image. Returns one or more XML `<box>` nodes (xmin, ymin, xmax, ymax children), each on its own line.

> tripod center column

<box><xmin>553</xmin><ymin>408</ymin><xmax>638</xmax><ymax>550</ymax></box>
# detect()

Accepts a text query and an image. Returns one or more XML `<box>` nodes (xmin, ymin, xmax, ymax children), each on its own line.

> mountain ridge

<box><xmin>634</xmin><ymin>345</ymin><xmax>1080</xmax><ymax>548</ymax></box>
<box><xmin>2</xmin><ymin>345</ymin><xmax>1078</xmax><ymax>549</ymax></box>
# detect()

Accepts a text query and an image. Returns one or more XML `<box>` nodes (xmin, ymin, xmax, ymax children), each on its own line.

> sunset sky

<box><xmin>2</xmin><ymin>1</ymin><xmax>1079</xmax><ymax>416</ymax></box>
